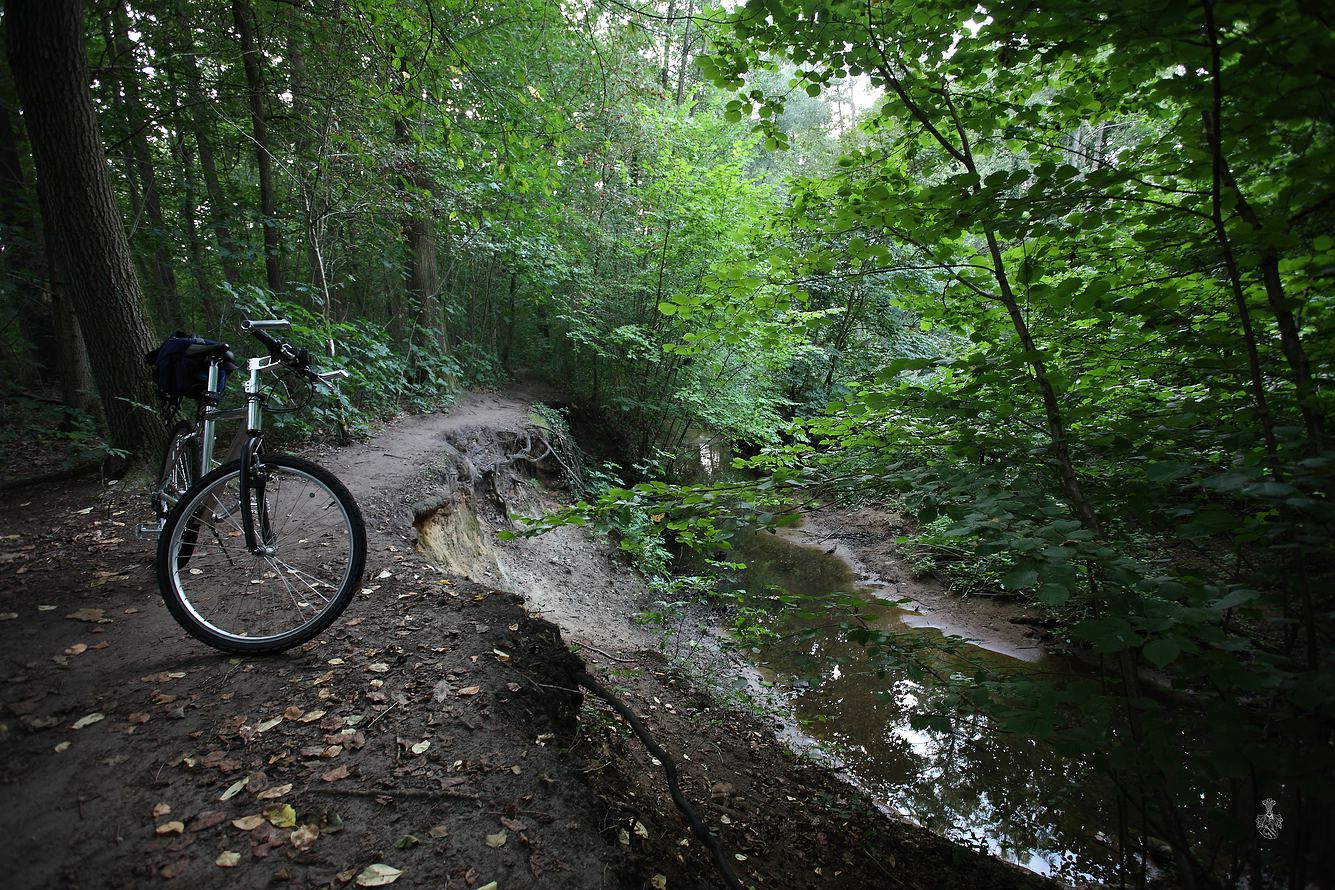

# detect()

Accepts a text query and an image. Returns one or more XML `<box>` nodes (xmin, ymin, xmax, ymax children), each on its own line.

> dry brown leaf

<box><xmin>128</xmin><ymin>712</ymin><xmax>150</xmax><ymax>724</ymax></box>
<box><xmin>290</xmin><ymin>824</ymin><xmax>319</xmax><ymax>851</ymax></box>
<box><xmin>152</xmin><ymin>802</ymin><xmax>172</xmax><ymax>817</ymax></box>
<box><xmin>255</xmin><ymin>783</ymin><xmax>292</xmax><ymax>800</ymax></box>
<box><xmin>216</xmin><ymin>851</ymin><xmax>241</xmax><ymax>868</ymax></box>
<box><xmin>485</xmin><ymin>829</ymin><xmax>507</xmax><ymax>848</ymax></box>
<box><xmin>298</xmin><ymin>710</ymin><xmax>326</xmax><ymax>724</ymax></box>
<box><xmin>367</xmin><ymin>662</ymin><xmax>390</xmax><ymax>673</ymax></box>
<box><xmin>65</xmin><ymin>607</ymin><xmax>104</xmax><ymax>622</ymax></box>
<box><xmin>457</xmin><ymin>686</ymin><xmax>481</xmax><ymax>697</ymax></box>
<box><xmin>64</xmin><ymin>643</ymin><xmax>88</xmax><ymax>656</ymax></box>
<box><xmin>141</xmin><ymin>671</ymin><xmax>186</xmax><ymax>683</ymax></box>
<box><xmin>428</xmin><ymin>824</ymin><xmax>449</xmax><ymax>839</ymax></box>
<box><xmin>232</xmin><ymin>815</ymin><xmax>265</xmax><ymax>831</ymax></box>
<box><xmin>155</xmin><ymin>821</ymin><xmax>185</xmax><ymax>835</ymax></box>
<box><xmin>283</xmin><ymin>706</ymin><xmax>304</xmax><ymax>720</ymax></box>
<box><xmin>71</xmin><ymin>712</ymin><xmax>104</xmax><ymax>730</ymax></box>
<box><xmin>321</xmin><ymin>765</ymin><xmax>351</xmax><ymax>782</ymax></box>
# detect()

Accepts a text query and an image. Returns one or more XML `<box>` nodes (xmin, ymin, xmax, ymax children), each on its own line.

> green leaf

<box><xmin>1002</xmin><ymin>567</ymin><xmax>1039</xmax><ymax>590</ymax></box>
<box><xmin>1142</xmin><ymin>638</ymin><xmax>1180</xmax><ymax>668</ymax></box>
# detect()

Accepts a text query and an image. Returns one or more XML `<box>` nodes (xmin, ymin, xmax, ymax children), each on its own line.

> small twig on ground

<box><xmin>572</xmin><ymin>642</ymin><xmax>637</xmax><ymax>663</ymax></box>
<box><xmin>364</xmin><ymin>701</ymin><xmax>398</xmax><ymax>729</ymax></box>
<box><xmin>314</xmin><ymin>786</ymin><xmax>480</xmax><ymax>802</ymax></box>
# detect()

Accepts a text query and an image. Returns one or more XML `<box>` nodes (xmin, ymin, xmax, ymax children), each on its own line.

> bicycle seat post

<box><xmin>201</xmin><ymin>358</ymin><xmax>226</xmax><ymax>471</ymax></box>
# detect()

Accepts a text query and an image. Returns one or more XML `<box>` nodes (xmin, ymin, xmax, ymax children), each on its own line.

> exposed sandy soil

<box><xmin>784</xmin><ymin>509</ymin><xmax>1049</xmax><ymax>663</ymax></box>
<box><xmin>0</xmin><ymin>388</ymin><xmax>1054</xmax><ymax>890</ymax></box>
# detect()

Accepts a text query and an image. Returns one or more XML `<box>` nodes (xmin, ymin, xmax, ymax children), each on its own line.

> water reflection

<box><xmin>717</xmin><ymin>528</ymin><xmax>1120</xmax><ymax>884</ymax></box>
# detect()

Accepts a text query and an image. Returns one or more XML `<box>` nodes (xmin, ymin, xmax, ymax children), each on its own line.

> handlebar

<box><xmin>240</xmin><ymin>318</ymin><xmax>344</xmax><ymax>388</ymax></box>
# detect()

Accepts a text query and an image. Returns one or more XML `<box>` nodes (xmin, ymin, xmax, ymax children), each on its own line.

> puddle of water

<box><xmin>709</xmin><ymin>528</ymin><xmax>1121</xmax><ymax>884</ymax></box>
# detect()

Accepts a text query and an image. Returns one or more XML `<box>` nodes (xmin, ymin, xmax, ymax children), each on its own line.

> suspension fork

<box><xmin>239</xmin><ymin>433</ymin><xmax>272</xmax><ymax>554</ymax></box>
<box><xmin>239</xmin><ymin>356</ymin><xmax>273</xmax><ymax>555</ymax></box>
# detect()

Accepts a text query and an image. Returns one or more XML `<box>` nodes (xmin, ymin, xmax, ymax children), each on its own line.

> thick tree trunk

<box><xmin>8</xmin><ymin>0</ymin><xmax>163</xmax><ymax>462</ymax></box>
<box><xmin>232</xmin><ymin>0</ymin><xmax>283</xmax><ymax>294</ymax></box>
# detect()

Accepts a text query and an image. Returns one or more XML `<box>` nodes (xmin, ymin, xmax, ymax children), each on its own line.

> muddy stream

<box><xmin>683</xmin><ymin>436</ymin><xmax>1122</xmax><ymax>885</ymax></box>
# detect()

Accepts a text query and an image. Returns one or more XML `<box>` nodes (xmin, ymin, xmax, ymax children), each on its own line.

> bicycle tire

<box><xmin>153</xmin><ymin>420</ymin><xmax>201</xmax><ymax>519</ymax></box>
<box><xmin>156</xmin><ymin>454</ymin><xmax>367</xmax><ymax>654</ymax></box>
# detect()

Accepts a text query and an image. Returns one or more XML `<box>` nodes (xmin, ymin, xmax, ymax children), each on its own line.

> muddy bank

<box><xmin>402</xmin><ymin>394</ymin><xmax>1055</xmax><ymax>889</ymax></box>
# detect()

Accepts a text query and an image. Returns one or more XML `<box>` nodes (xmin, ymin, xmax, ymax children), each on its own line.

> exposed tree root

<box><xmin>573</xmin><ymin>668</ymin><xmax>743</xmax><ymax>890</ymax></box>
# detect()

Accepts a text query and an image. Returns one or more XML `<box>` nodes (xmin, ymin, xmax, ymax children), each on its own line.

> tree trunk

<box><xmin>173</xmin><ymin>3</ymin><xmax>243</xmax><ymax>288</ymax></box>
<box><xmin>233</xmin><ymin>0</ymin><xmax>283</xmax><ymax>294</ymax></box>
<box><xmin>8</xmin><ymin>0</ymin><xmax>163</xmax><ymax>462</ymax></box>
<box><xmin>394</xmin><ymin>115</ymin><xmax>442</xmax><ymax>358</ymax></box>
<box><xmin>106</xmin><ymin>0</ymin><xmax>183</xmax><ymax>331</ymax></box>
<box><xmin>0</xmin><ymin>101</ymin><xmax>58</xmax><ymax>387</ymax></box>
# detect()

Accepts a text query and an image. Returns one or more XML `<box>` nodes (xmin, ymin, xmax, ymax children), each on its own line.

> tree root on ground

<box><xmin>573</xmin><ymin>668</ymin><xmax>743</xmax><ymax>890</ymax></box>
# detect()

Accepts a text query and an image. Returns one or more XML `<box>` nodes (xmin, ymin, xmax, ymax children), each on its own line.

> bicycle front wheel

<box><xmin>156</xmin><ymin>454</ymin><xmax>367</xmax><ymax>654</ymax></box>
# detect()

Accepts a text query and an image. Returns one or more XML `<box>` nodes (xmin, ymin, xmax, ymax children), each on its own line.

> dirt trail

<box><xmin>0</xmin><ymin>388</ymin><xmax>1052</xmax><ymax>890</ymax></box>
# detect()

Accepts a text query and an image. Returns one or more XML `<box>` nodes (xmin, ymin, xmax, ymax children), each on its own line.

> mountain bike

<box><xmin>151</xmin><ymin>319</ymin><xmax>367</xmax><ymax>654</ymax></box>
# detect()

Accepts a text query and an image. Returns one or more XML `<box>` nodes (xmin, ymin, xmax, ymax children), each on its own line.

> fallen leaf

<box><xmin>216</xmin><ymin>851</ymin><xmax>241</xmax><ymax>868</ymax></box>
<box><xmin>89</xmin><ymin>641</ymin><xmax>110</xmax><ymax>650</ymax></box>
<box><xmin>321</xmin><ymin>765</ymin><xmax>351</xmax><ymax>783</ymax></box>
<box><xmin>367</xmin><ymin>662</ymin><xmax>390</xmax><ymax>673</ymax></box>
<box><xmin>0</xmin><ymin>613</ymin><xmax>16</xmax><ymax>621</ymax></box>
<box><xmin>500</xmin><ymin>817</ymin><xmax>527</xmax><ymax>833</ymax></box>
<box><xmin>76</xmin><ymin>506</ymin><xmax>95</xmax><ymax>515</ymax></box>
<box><xmin>265</xmin><ymin>804</ymin><xmax>297</xmax><ymax>828</ymax></box>
<box><xmin>53</xmin><ymin>741</ymin><xmax>70</xmax><ymax>753</ymax></box>
<box><xmin>298</xmin><ymin>710</ymin><xmax>326</xmax><ymax>724</ymax></box>
<box><xmin>290</xmin><ymin>824</ymin><xmax>320</xmax><ymax>851</ymax></box>
<box><xmin>71</xmin><ymin>712</ymin><xmax>105</xmax><ymax>730</ymax></box>
<box><xmin>283</xmin><ymin>706</ymin><xmax>304</xmax><ymax>720</ymax></box>
<box><xmin>492</xmin><ymin>649</ymin><xmax>510</xmax><ymax>663</ymax></box>
<box><xmin>634</xmin><ymin>820</ymin><xmax>649</xmax><ymax>839</ymax></box>
<box><xmin>152</xmin><ymin>802</ymin><xmax>172</xmax><ymax>817</ymax></box>
<box><xmin>355</xmin><ymin>863</ymin><xmax>403</xmax><ymax>887</ymax></box>
<box><xmin>375</xmin><ymin>569</ymin><xmax>393</xmax><ymax>580</ymax></box>
<box><xmin>651</xmin><ymin>876</ymin><xmax>668</xmax><ymax>890</ymax></box>
<box><xmin>476</xmin><ymin>884</ymin><xmax>498</xmax><ymax>890</ymax></box>
<box><xmin>189</xmin><ymin>810</ymin><xmax>227</xmax><ymax>832</ymax></box>
<box><xmin>232</xmin><ymin>815</ymin><xmax>265</xmax><ymax>831</ymax></box>
<box><xmin>485</xmin><ymin>829</ymin><xmax>508</xmax><ymax>848</ymax></box>
<box><xmin>128</xmin><ymin>712</ymin><xmax>151</xmax><ymax>724</ymax></box>
<box><xmin>64</xmin><ymin>643</ymin><xmax>88</xmax><ymax>656</ymax></box>
<box><xmin>155</xmin><ymin>821</ymin><xmax>185</xmax><ymax>835</ymax></box>
<box><xmin>255</xmin><ymin>716</ymin><xmax>283</xmax><ymax>733</ymax></box>
<box><xmin>141</xmin><ymin>671</ymin><xmax>186</xmax><ymax>683</ymax></box>
<box><xmin>219</xmin><ymin>777</ymin><xmax>249</xmax><ymax>801</ymax></box>
<box><xmin>410</xmin><ymin>740</ymin><xmax>430</xmax><ymax>755</ymax></box>
<box><xmin>457</xmin><ymin>686</ymin><xmax>481</xmax><ymax>697</ymax></box>
<box><xmin>428</xmin><ymin>824</ymin><xmax>449</xmax><ymax>839</ymax></box>
<box><xmin>256</xmin><ymin>783</ymin><xmax>293</xmax><ymax>800</ymax></box>
<box><xmin>66</xmin><ymin>608</ymin><xmax>105</xmax><ymax>623</ymax></box>
<box><xmin>394</xmin><ymin>834</ymin><xmax>418</xmax><ymax>850</ymax></box>
<box><xmin>37</xmin><ymin>605</ymin><xmax>56</xmax><ymax>612</ymax></box>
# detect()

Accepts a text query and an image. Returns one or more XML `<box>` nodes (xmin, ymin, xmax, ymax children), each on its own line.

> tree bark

<box><xmin>232</xmin><ymin>0</ymin><xmax>283</xmax><ymax>294</ymax></box>
<box><xmin>8</xmin><ymin>0</ymin><xmax>163</xmax><ymax>462</ymax></box>
<box><xmin>394</xmin><ymin>115</ymin><xmax>442</xmax><ymax>359</ymax></box>
<box><xmin>0</xmin><ymin>101</ymin><xmax>58</xmax><ymax>387</ymax></box>
<box><xmin>105</xmin><ymin>0</ymin><xmax>183</xmax><ymax>330</ymax></box>
<box><xmin>173</xmin><ymin>3</ymin><xmax>243</xmax><ymax>288</ymax></box>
